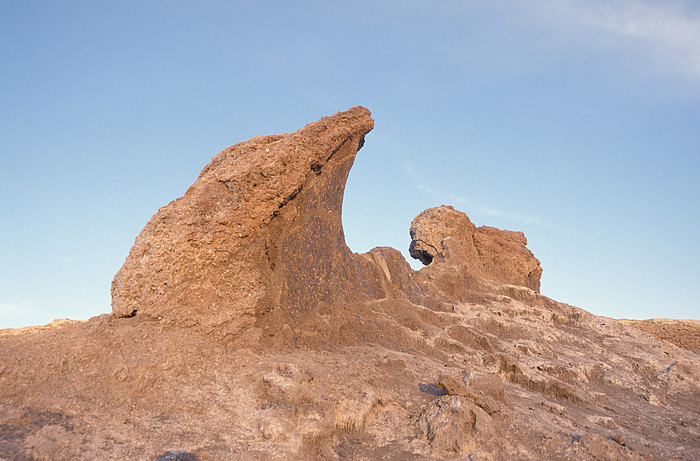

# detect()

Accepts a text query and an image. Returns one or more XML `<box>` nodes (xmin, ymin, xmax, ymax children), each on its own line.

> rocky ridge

<box><xmin>1</xmin><ymin>107</ymin><xmax>698</xmax><ymax>460</ymax></box>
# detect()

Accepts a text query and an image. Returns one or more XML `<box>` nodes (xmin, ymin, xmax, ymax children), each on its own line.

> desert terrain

<box><xmin>1</xmin><ymin>107</ymin><xmax>698</xmax><ymax>460</ymax></box>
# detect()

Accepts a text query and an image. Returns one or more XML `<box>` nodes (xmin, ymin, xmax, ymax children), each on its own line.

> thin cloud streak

<box><xmin>0</xmin><ymin>302</ymin><xmax>36</xmax><ymax>317</ymax></box>
<box><xmin>476</xmin><ymin>205</ymin><xmax>546</xmax><ymax>227</ymax></box>
<box><xmin>530</xmin><ymin>0</ymin><xmax>700</xmax><ymax>82</ymax></box>
<box><xmin>440</xmin><ymin>0</ymin><xmax>700</xmax><ymax>85</ymax></box>
<box><xmin>406</xmin><ymin>161</ymin><xmax>545</xmax><ymax>227</ymax></box>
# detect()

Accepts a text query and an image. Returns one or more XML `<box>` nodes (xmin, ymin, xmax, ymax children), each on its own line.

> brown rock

<box><xmin>111</xmin><ymin>106</ymin><xmax>383</xmax><ymax>335</ymax></box>
<box><xmin>409</xmin><ymin>205</ymin><xmax>542</xmax><ymax>291</ymax></box>
<box><xmin>436</xmin><ymin>373</ymin><xmax>505</xmax><ymax>417</ymax></box>
<box><xmin>437</xmin><ymin>374</ymin><xmax>473</xmax><ymax>398</ymax></box>
<box><xmin>620</xmin><ymin>318</ymin><xmax>700</xmax><ymax>352</ymax></box>
<box><xmin>468</xmin><ymin>372</ymin><xmax>506</xmax><ymax>403</ymax></box>
<box><xmin>417</xmin><ymin>395</ymin><xmax>499</xmax><ymax>458</ymax></box>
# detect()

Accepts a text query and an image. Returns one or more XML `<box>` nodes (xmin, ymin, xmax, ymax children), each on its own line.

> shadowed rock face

<box><xmin>1</xmin><ymin>107</ymin><xmax>698</xmax><ymax>460</ymax></box>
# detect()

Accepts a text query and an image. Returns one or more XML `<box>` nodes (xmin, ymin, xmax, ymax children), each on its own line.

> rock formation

<box><xmin>409</xmin><ymin>205</ymin><xmax>542</xmax><ymax>292</ymax></box>
<box><xmin>111</xmin><ymin>106</ymin><xmax>382</xmax><ymax>336</ymax></box>
<box><xmin>1</xmin><ymin>107</ymin><xmax>698</xmax><ymax>460</ymax></box>
<box><xmin>410</xmin><ymin>206</ymin><xmax>542</xmax><ymax>293</ymax></box>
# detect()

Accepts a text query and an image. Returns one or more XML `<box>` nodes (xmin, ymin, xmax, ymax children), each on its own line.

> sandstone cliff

<box><xmin>1</xmin><ymin>107</ymin><xmax>698</xmax><ymax>460</ymax></box>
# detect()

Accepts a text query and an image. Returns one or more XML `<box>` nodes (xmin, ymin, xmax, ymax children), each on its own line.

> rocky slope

<box><xmin>1</xmin><ymin>107</ymin><xmax>698</xmax><ymax>460</ymax></box>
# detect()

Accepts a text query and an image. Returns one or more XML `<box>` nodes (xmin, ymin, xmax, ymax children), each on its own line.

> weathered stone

<box><xmin>0</xmin><ymin>107</ymin><xmax>698</xmax><ymax>460</ymax></box>
<box><xmin>468</xmin><ymin>372</ymin><xmax>506</xmax><ymax>402</ymax></box>
<box><xmin>111</xmin><ymin>107</ymin><xmax>383</xmax><ymax>334</ymax></box>
<box><xmin>409</xmin><ymin>205</ymin><xmax>542</xmax><ymax>291</ymax></box>
<box><xmin>417</xmin><ymin>395</ymin><xmax>499</xmax><ymax>458</ymax></box>
<box><xmin>437</xmin><ymin>374</ymin><xmax>473</xmax><ymax>398</ymax></box>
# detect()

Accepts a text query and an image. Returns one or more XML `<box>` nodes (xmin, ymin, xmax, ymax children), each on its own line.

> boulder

<box><xmin>409</xmin><ymin>205</ymin><xmax>542</xmax><ymax>291</ymax></box>
<box><xmin>417</xmin><ymin>395</ymin><xmax>499</xmax><ymax>458</ymax></box>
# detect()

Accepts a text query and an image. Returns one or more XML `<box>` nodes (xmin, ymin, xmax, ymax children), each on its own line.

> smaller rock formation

<box><xmin>409</xmin><ymin>205</ymin><xmax>542</xmax><ymax>292</ymax></box>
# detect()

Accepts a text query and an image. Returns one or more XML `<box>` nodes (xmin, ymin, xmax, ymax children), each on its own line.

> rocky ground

<box><xmin>621</xmin><ymin>319</ymin><xmax>700</xmax><ymax>353</ymax></box>
<box><xmin>1</xmin><ymin>107</ymin><xmax>698</xmax><ymax>460</ymax></box>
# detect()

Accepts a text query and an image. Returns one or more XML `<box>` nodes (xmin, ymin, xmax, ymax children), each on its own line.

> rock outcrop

<box><xmin>1</xmin><ymin>107</ymin><xmax>698</xmax><ymax>460</ymax></box>
<box><xmin>111</xmin><ymin>106</ymin><xmax>382</xmax><ymax>336</ymax></box>
<box><xmin>409</xmin><ymin>205</ymin><xmax>542</xmax><ymax>292</ymax></box>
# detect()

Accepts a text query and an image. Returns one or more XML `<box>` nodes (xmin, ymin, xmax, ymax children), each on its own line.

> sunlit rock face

<box><xmin>409</xmin><ymin>205</ymin><xmax>542</xmax><ymax>292</ymax></box>
<box><xmin>110</xmin><ymin>107</ymin><xmax>383</xmax><ymax>334</ymax></box>
<box><xmin>111</xmin><ymin>107</ymin><xmax>541</xmax><ymax>338</ymax></box>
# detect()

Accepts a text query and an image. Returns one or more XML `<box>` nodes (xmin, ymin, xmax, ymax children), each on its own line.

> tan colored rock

<box><xmin>0</xmin><ymin>318</ymin><xmax>81</xmax><ymax>337</ymax></box>
<box><xmin>417</xmin><ymin>395</ymin><xmax>500</xmax><ymax>458</ymax></box>
<box><xmin>409</xmin><ymin>205</ymin><xmax>542</xmax><ymax>291</ymax></box>
<box><xmin>436</xmin><ymin>373</ymin><xmax>506</xmax><ymax>417</ymax></box>
<box><xmin>111</xmin><ymin>106</ymin><xmax>383</xmax><ymax>335</ymax></box>
<box><xmin>620</xmin><ymin>318</ymin><xmax>700</xmax><ymax>351</ymax></box>
<box><xmin>469</xmin><ymin>372</ymin><xmax>506</xmax><ymax>403</ymax></box>
<box><xmin>437</xmin><ymin>374</ymin><xmax>471</xmax><ymax>397</ymax></box>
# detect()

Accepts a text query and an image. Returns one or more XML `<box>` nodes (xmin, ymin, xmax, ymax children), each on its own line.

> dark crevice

<box><xmin>311</xmin><ymin>135</ymin><xmax>352</xmax><ymax>177</ymax></box>
<box><xmin>419</xmin><ymin>383</ymin><xmax>447</xmax><ymax>396</ymax></box>
<box><xmin>153</xmin><ymin>451</ymin><xmax>200</xmax><ymax>461</ymax></box>
<box><xmin>412</xmin><ymin>249</ymin><xmax>434</xmax><ymax>266</ymax></box>
<box><xmin>409</xmin><ymin>239</ymin><xmax>439</xmax><ymax>266</ymax></box>
<box><xmin>272</xmin><ymin>136</ymin><xmax>353</xmax><ymax>220</ymax></box>
<box><xmin>329</xmin><ymin>136</ymin><xmax>350</xmax><ymax>160</ymax></box>
<box><xmin>274</xmin><ymin>184</ymin><xmax>302</xmax><ymax>217</ymax></box>
<box><xmin>121</xmin><ymin>309</ymin><xmax>138</xmax><ymax>318</ymax></box>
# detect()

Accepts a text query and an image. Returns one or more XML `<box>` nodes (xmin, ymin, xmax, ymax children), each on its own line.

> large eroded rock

<box><xmin>111</xmin><ymin>106</ymin><xmax>384</xmax><ymax>333</ymax></box>
<box><xmin>112</xmin><ymin>112</ymin><xmax>542</xmax><ymax>336</ymax></box>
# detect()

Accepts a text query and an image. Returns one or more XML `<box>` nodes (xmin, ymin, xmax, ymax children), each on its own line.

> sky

<box><xmin>1</xmin><ymin>0</ymin><xmax>699</xmax><ymax>328</ymax></box>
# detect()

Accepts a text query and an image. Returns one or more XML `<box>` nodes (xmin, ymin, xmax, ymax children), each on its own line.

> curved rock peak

<box><xmin>111</xmin><ymin>106</ymin><xmax>382</xmax><ymax>331</ymax></box>
<box><xmin>1</xmin><ymin>107</ymin><xmax>698</xmax><ymax>460</ymax></box>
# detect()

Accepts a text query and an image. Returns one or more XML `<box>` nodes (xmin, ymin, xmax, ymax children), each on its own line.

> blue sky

<box><xmin>1</xmin><ymin>0</ymin><xmax>699</xmax><ymax>328</ymax></box>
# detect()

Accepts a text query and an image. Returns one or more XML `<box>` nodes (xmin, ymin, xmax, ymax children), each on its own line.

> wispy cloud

<box><xmin>405</xmin><ymin>160</ymin><xmax>545</xmax><ymax>227</ymax></box>
<box><xmin>0</xmin><ymin>302</ymin><xmax>36</xmax><ymax>317</ymax></box>
<box><xmin>439</xmin><ymin>0</ymin><xmax>700</xmax><ymax>86</ymax></box>
<box><xmin>475</xmin><ymin>205</ymin><xmax>546</xmax><ymax>226</ymax></box>
<box><xmin>524</xmin><ymin>0</ymin><xmax>700</xmax><ymax>82</ymax></box>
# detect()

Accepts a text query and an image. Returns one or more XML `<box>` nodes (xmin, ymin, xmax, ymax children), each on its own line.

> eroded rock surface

<box><xmin>111</xmin><ymin>106</ymin><xmax>381</xmax><ymax>337</ymax></box>
<box><xmin>1</xmin><ymin>107</ymin><xmax>698</xmax><ymax>460</ymax></box>
<box><xmin>410</xmin><ymin>205</ymin><xmax>542</xmax><ymax>292</ymax></box>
